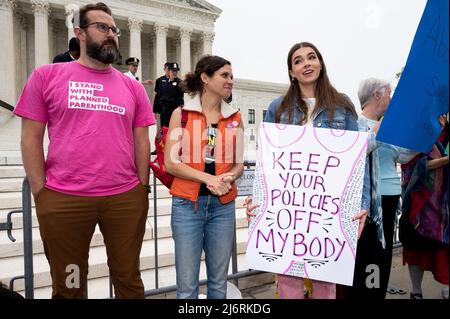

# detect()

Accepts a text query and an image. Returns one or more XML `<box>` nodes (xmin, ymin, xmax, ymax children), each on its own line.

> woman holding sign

<box><xmin>164</xmin><ymin>55</ymin><xmax>244</xmax><ymax>299</ymax></box>
<box><xmin>245</xmin><ymin>42</ymin><xmax>369</xmax><ymax>299</ymax></box>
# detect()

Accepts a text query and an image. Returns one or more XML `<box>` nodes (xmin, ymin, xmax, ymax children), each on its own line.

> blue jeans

<box><xmin>171</xmin><ymin>195</ymin><xmax>236</xmax><ymax>299</ymax></box>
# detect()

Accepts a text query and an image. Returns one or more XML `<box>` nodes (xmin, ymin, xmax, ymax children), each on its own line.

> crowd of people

<box><xmin>6</xmin><ymin>1</ymin><xmax>448</xmax><ymax>299</ymax></box>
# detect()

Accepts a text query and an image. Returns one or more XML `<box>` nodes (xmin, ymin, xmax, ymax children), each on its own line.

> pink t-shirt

<box><xmin>14</xmin><ymin>61</ymin><xmax>156</xmax><ymax>196</ymax></box>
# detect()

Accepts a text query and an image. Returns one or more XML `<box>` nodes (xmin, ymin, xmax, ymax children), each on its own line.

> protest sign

<box><xmin>377</xmin><ymin>0</ymin><xmax>449</xmax><ymax>152</ymax></box>
<box><xmin>236</xmin><ymin>169</ymin><xmax>255</xmax><ymax>197</ymax></box>
<box><xmin>246</xmin><ymin>123</ymin><xmax>368</xmax><ymax>286</ymax></box>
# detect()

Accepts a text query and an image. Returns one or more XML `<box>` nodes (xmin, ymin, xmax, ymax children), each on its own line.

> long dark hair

<box><xmin>180</xmin><ymin>55</ymin><xmax>231</xmax><ymax>96</ymax></box>
<box><xmin>275</xmin><ymin>42</ymin><xmax>356</xmax><ymax>124</ymax></box>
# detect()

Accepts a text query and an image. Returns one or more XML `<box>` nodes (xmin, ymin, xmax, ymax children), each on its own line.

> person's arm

<box><xmin>220</xmin><ymin>120</ymin><xmax>245</xmax><ymax>184</ymax></box>
<box><xmin>427</xmin><ymin>156</ymin><xmax>449</xmax><ymax>170</ymax></box>
<box><xmin>164</xmin><ymin>108</ymin><xmax>231</xmax><ymax>195</ymax></box>
<box><xmin>142</xmin><ymin>79</ymin><xmax>153</xmax><ymax>86</ymax></box>
<box><xmin>20</xmin><ymin>118</ymin><xmax>46</xmax><ymax>197</ymax></box>
<box><xmin>391</xmin><ymin>145</ymin><xmax>419</xmax><ymax>164</ymax></box>
<box><xmin>357</xmin><ymin>118</ymin><xmax>381</xmax><ymax>155</ymax></box>
<box><xmin>152</xmin><ymin>91</ymin><xmax>157</xmax><ymax>107</ymax></box>
<box><xmin>134</xmin><ymin>126</ymin><xmax>150</xmax><ymax>186</ymax></box>
<box><xmin>390</xmin><ymin>114</ymin><xmax>447</xmax><ymax>164</ymax></box>
<box><xmin>264</xmin><ymin>97</ymin><xmax>283</xmax><ymax>123</ymax></box>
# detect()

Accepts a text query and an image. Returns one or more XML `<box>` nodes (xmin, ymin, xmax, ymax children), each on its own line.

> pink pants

<box><xmin>278</xmin><ymin>274</ymin><xmax>336</xmax><ymax>299</ymax></box>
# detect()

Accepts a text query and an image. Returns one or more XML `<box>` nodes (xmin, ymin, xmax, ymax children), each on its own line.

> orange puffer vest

<box><xmin>170</xmin><ymin>95</ymin><xmax>241</xmax><ymax>204</ymax></box>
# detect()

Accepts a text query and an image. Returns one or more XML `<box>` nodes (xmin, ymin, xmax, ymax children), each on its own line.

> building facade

<box><xmin>0</xmin><ymin>0</ymin><xmax>288</xmax><ymax>157</ymax></box>
<box><xmin>0</xmin><ymin>0</ymin><xmax>221</xmax><ymax>105</ymax></box>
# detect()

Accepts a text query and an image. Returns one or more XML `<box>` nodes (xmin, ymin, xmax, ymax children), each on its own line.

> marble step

<box><xmin>0</xmin><ymin>208</ymin><xmax>249</xmax><ymax>258</ymax></box>
<box><xmin>0</xmin><ymin>196</ymin><xmax>248</xmax><ymax>221</ymax></box>
<box><xmin>0</xmin><ymin>178</ymin><xmax>170</xmax><ymax>195</ymax></box>
<box><xmin>13</xmin><ymin>254</ymin><xmax>275</xmax><ymax>299</ymax></box>
<box><xmin>0</xmin><ymin>166</ymin><xmax>25</xmax><ymax>178</ymax></box>
<box><xmin>0</xmin><ymin>165</ymin><xmax>163</xmax><ymax>184</ymax></box>
<box><xmin>0</xmin><ymin>227</ymin><xmax>250</xmax><ymax>292</ymax></box>
<box><xmin>0</xmin><ymin>178</ymin><xmax>23</xmax><ymax>192</ymax></box>
<box><xmin>0</xmin><ymin>154</ymin><xmax>22</xmax><ymax>166</ymax></box>
<box><xmin>0</xmin><ymin>192</ymin><xmax>174</xmax><ymax>212</ymax></box>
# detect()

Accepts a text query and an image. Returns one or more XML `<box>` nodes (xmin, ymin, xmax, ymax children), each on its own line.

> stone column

<box><xmin>48</xmin><ymin>17</ymin><xmax>57</xmax><ymax>61</ymax></box>
<box><xmin>201</xmin><ymin>31</ymin><xmax>214</xmax><ymax>56</ymax></box>
<box><xmin>31</xmin><ymin>0</ymin><xmax>50</xmax><ymax>67</ymax></box>
<box><xmin>0</xmin><ymin>0</ymin><xmax>16</xmax><ymax>105</ymax></box>
<box><xmin>16</xmin><ymin>10</ymin><xmax>28</xmax><ymax>93</ymax></box>
<box><xmin>191</xmin><ymin>42</ymin><xmax>201</xmax><ymax>69</ymax></box>
<box><xmin>128</xmin><ymin>17</ymin><xmax>143</xmax><ymax>81</ymax></box>
<box><xmin>175</xmin><ymin>39</ymin><xmax>181</xmax><ymax>66</ymax></box>
<box><xmin>19</xmin><ymin>16</ymin><xmax>28</xmax><ymax>86</ymax></box>
<box><xmin>154</xmin><ymin>23</ymin><xmax>168</xmax><ymax>79</ymax></box>
<box><xmin>150</xmin><ymin>34</ymin><xmax>157</xmax><ymax>80</ymax></box>
<box><xmin>179</xmin><ymin>28</ymin><xmax>192</xmax><ymax>76</ymax></box>
<box><xmin>65</xmin><ymin>4</ymin><xmax>78</xmax><ymax>42</ymax></box>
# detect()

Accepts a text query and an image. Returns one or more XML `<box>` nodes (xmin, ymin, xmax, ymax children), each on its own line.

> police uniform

<box><xmin>153</xmin><ymin>75</ymin><xmax>169</xmax><ymax>114</ymax></box>
<box><xmin>52</xmin><ymin>37</ymin><xmax>80</xmax><ymax>63</ymax></box>
<box><xmin>158</xmin><ymin>63</ymin><xmax>184</xmax><ymax>127</ymax></box>
<box><xmin>124</xmin><ymin>57</ymin><xmax>140</xmax><ymax>81</ymax></box>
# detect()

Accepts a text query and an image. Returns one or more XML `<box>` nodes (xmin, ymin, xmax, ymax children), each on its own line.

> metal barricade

<box><xmin>9</xmin><ymin>160</ymin><xmax>403</xmax><ymax>298</ymax></box>
<box><xmin>1</xmin><ymin>177</ymin><xmax>34</xmax><ymax>298</ymax></box>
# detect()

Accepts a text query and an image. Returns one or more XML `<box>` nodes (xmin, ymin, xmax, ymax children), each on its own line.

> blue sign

<box><xmin>377</xmin><ymin>0</ymin><xmax>449</xmax><ymax>153</ymax></box>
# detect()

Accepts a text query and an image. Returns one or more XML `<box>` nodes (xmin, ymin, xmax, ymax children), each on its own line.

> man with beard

<box><xmin>13</xmin><ymin>2</ymin><xmax>155</xmax><ymax>299</ymax></box>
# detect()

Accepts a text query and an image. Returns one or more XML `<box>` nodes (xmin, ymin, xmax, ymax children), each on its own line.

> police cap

<box><xmin>126</xmin><ymin>57</ymin><xmax>140</xmax><ymax>66</ymax></box>
<box><xmin>167</xmin><ymin>62</ymin><xmax>180</xmax><ymax>71</ymax></box>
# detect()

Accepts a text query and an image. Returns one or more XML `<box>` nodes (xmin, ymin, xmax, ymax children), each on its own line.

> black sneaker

<box><xmin>410</xmin><ymin>293</ymin><xmax>423</xmax><ymax>299</ymax></box>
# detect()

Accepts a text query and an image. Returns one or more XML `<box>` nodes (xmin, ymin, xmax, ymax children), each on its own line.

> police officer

<box><xmin>124</xmin><ymin>57</ymin><xmax>153</xmax><ymax>85</ymax></box>
<box><xmin>158</xmin><ymin>62</ymin><xmax>184</xmax><ymax>128</ymax></box>
<box><xmin>53</xmin><ymin>37</ymin><xmax>80</xmax><ymax>63</ymax></box>
<box><xmin>152</xmin><ymin>62</ymin><xmax>170</xmax><ymax>119</ymax></box>
<box><xmin>149</xmin><ymin>62</ymin><xmax>170</xmax><ymax>154</ymax></box>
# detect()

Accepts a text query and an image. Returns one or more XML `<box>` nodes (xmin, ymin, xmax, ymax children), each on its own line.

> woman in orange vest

<box><xmin>165</xmin><ymin>55</ymin><xmax>244</xmax><ymax>299</ymax></box>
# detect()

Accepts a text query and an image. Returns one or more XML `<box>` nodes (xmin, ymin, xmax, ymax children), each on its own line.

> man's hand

<box><xmin>142</xmin><ymin>79</ymin><xmax>153</xmax><ymax>86</ymax></box>
<box><xmin>31</xmin><ymin>184</ymin><xmax>45</xmax><ymax>198</ymax></box>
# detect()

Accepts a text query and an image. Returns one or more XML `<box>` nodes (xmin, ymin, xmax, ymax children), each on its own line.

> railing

<box><xmin>1</xmin><ymin>178</ymin><xmax>34</xmax><ymax>298</ymax></box>
<box><xmin>1</xmin><ymin>161</ymin><xmax>261</xmax><ymax>299</ymax></box>
<box><xmin>0</xmin><ymin>100</ymin><xmax>14</xmax><ymax>111</ymax></box>
<box><xmin>1</xmin><ymin>160</ymin><xmax>404</xmax><ymax>298</ymax></box>
<box><xmin>143</xmin><ymin>160</ymin><xmax>259</xmax><ymax>298</ymax></box>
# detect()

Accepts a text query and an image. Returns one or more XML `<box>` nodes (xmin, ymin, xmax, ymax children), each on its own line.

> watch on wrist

<box><xmin>143</xmin><ymin>184</ymin><xmax>151</xmax><ymax>193</ymax></box>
